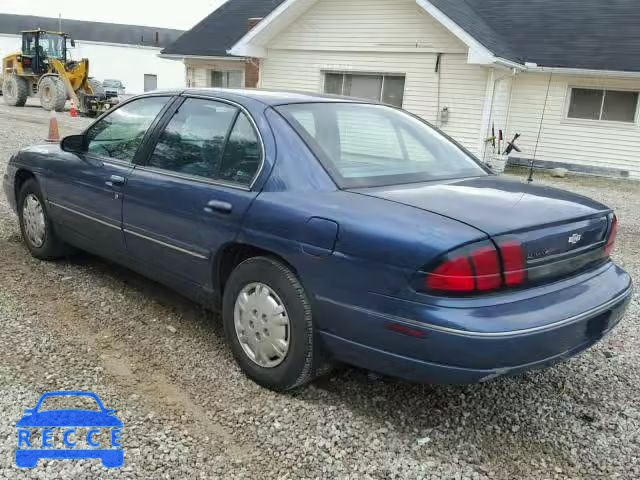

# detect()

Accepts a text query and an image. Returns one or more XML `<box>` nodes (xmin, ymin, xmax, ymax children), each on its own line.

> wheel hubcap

<box><xmin>22</xmin><ymin>194</ymin><xmax>46</xmax><ymax>248</ymax></box>
<box><xmin>234</xmin><ymin>282</ymin><xmax>290</xmax><ymax>368</ymax></box>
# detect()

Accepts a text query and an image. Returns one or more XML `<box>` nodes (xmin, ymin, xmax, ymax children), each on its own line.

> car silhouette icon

<box><xmin>15</xmin><ymin>391</ymin><xmax>123</xmax><ymax>468</ymax></box>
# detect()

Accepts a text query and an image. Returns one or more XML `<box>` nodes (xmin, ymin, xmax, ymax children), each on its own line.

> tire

<box><xmin>39</xmin><ymin>76</ymin><xmax>67</xmax><ymax>112</ymax></box>
<box><xmin>3</xmin><ymin>74</ymin><xmax>28</xmax><ymax>107</ymax></box>
<box><xmin>87</xmin><ymin>78</ymin><xmax>106</xmax><ymax>98</ymax></box>
<box><xmin>223</xmin><ymin>256</ymin><xmax>326</xmax><ymax>391</ymax></box>
<box><xmin>17</xmin><ymin>178</ymin><xmax>67</xmax><ymax>260</ymax></box>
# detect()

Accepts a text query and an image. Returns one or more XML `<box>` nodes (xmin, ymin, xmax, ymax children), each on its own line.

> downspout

<box><xmin>435</xmin><ymin>53</ymin><xmax>443</xmax><ymax>127</ymax></box>
<box><xmin>478</xmin><ymin>68</ymin><xmax>496</xmax><ymax>161</ymax></box>
<box><xmin>502</xmin><ymin>68</ymin><xmax>519</xmax><ymax>148</ymax></box>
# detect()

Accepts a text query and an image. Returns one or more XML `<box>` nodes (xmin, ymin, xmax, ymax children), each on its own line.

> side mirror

<box><xmin>61</xmin><ymin>134</ymin><xmax>87</xmax><ymax>153</ymax></box>
<box><xmin>24</xmin><ymin>409</ymin><xmax>34</xmax><ymax>414</ymax></box>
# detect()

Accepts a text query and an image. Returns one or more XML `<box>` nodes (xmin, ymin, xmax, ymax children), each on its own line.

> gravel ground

<box><xmin>0</xmin><ymin>100</ymin><xmax>639</xmax><ymax>479</ymax></box>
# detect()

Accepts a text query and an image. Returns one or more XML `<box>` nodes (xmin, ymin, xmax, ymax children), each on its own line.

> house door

<box><xmin>144</xmin><ymin>74</ymin><xmax>158</xmax><ymax>92</ymax></box>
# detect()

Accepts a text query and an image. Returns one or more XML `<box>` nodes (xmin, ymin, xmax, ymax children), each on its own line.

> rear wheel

<box><xmin>223</xmin><ymin>256</ymin><xmax>327</xmax><ymax>391</ymax></box>
<box><xmin>39</xmin><ymin>76</ymin><xmax>67</xmax><ymax>112</ymax></box>
<box><xmin>17</xmin><ymin>178</ymin><xmax>68</xmax><ymax>260</ymax></box>
<box><xmin>3</xmin><ymin>74</ymin><xmax>28</xmax><ymax>107</ymax></box>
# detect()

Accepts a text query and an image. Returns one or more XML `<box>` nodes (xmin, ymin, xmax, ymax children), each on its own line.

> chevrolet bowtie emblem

<box><xmin>568</xmin><ymin>233</ymin><xmax>582</xmax><ymax>245</ymax></box>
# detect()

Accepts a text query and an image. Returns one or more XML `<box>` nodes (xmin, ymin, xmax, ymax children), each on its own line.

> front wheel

<box><xmin>17</xmin><ymin>178</ymin><xmax>68</xmax><ymax>260</ymax></box>
<box><xmin>223</xmin><ymin>256</ymin><xmax>326</xmax><ymax>391</ymax></box>
<box><xmin>39</xmin><ymin>76</ymin><xmax>67</xmax><ymax>112</ymax></box>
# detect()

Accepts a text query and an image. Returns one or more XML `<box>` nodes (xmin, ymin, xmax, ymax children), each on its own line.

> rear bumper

<box><xmin>316</xmin><ymin>262</ymin><xmax>632</xmax><ymax>383</ymax></box>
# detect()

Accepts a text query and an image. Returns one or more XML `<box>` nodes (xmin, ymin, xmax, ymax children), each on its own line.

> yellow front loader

<box><xmin>1</xmin><ymin>29</ymin><xmax>113</xmax><ymax>116</ymax></box>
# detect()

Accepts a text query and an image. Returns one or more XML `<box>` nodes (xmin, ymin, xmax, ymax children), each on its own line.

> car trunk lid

<box><xmin>350</xmin><ymin>176</ymin><xmax>613</xmax><ymax>288</ymax></box>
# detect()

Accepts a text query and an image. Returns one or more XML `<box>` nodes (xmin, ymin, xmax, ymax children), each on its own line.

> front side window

<box><xmin>568</xmin><ymin>87</ymin><xmax>638</xmax><ymax>123</ymax></box>
<box><xmin>103</xmin><ymin>79</ymin><xmax>123</xmax><ymax>88</ymax></box>
<box><xmin>22</xmin><ymin>34</ymin><xmax>36</xmax><ymax>56</ymax></box>
<box><xmin>38</xmin><ymin>33</ymin><xmax>65</xmax><ymax>59</ymax></box>
<box><xmin>324</xmin><ymin>72</ymin><xmax>405</xmax><ymax>107</ymax></box>
<box><xmin>278</xmin><ymin>102</ymin><xmax>486</xmax><ymax>188</ymax></box>
<box><xmin>86</xmin><ymin>96</ymin><xmax>169</xmax><ymax>162</ymax></box>
<box><xmin>148</xmin><ymin>98</ymin><xmax>261</xmax><ymax>186</ymax></box>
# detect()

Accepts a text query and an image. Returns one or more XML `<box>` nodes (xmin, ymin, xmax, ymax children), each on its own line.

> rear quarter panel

<box><xmin>241</xmin><ymin>189</ymin><xmax>487</xmax><ymax>332</ymax></box>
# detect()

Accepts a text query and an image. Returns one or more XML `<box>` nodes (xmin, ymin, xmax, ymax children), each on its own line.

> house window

<box><xmin>143</xmin><ymin>74</ymin><xmax>157</xmax><ymax>92</ymax></box>
<box><xmin>568</xmin><ymin>87</ymin><xmax>639</xmax><ymax>123</ymax></box>
<box><xmin>324</xmin><ymin>72</ymin><xmax>405</xmax><ymax>107</ymax></box>
<box><xmin>210</xmin><ymin>70</ymin><xmax>243</xmax><ymax>88</ymax></box>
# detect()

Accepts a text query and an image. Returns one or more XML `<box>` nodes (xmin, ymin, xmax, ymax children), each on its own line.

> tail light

<box><xmin>424</xmin><ymin>240</ymin><xmax>525</xmax><ymax>295</ymax></box>
<box><xmin>500</xmin><ymin>241</ymin><xmax>525</xmax><ymax>286</ymax></box>
<box><xmin>604</xmin><ymin>214</ymin><xmax>618</xmax><ymax>257</ymax></box>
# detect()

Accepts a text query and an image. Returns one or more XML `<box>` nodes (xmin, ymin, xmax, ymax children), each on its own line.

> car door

<box><xmin>122</xmin><ymin>96</ymin><xmax>264</xmax><ymax>289</ymax></box>
<box><xmin>46</xmin><ymin>95</ymin><xmax>173</xmax><ymax>256</ymax></box>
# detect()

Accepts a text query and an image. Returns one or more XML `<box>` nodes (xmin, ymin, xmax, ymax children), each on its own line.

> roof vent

<box><xmin>248</xmin><ymin>17</ymin><xmax>263</xmax><ymax>31</ymax></box>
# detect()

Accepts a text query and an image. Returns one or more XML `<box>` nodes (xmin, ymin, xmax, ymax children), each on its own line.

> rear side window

<box><xmin>86</xmin><ymin>96</ymin><xmax>169</xmax><ymax>162</ymax></box>
<box><xmin>148</xmin><ymin>98</ymin><xmax>261</xmax><ymax>186</ymax></box>
<box><xmin>148</xmin><ymin>98</ymin><xmax>237</xmax><ymax>179</ymax></box>
<box><xmin>219</xmin><ymin>113</ymin><xmax>261</xmax><ymax>186</ymax></box>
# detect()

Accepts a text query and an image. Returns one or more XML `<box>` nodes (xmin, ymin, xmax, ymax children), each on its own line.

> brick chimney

<box><xmin>245</xmin><ymin>18</ymin><xmax>262</xmax><ymax>88</ymax></box>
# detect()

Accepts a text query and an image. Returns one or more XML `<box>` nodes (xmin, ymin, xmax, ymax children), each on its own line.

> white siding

<box><xmin>508</xmin><ymin>73</ymin><xmax>640</xmax><ymax>177</ymax></box>
<box><xmin>437</xmin><ymin>54</ymin><xmax>488</xmax><ymax>154</ymax></box>
<box><xmin>184</xmin><ymin>58</ymin><xmax>246</xmax><ymax>88</ymax></box>
<box><xmin>260</xmin><ymin>0</ymin><xmax>487</xmax><ymax>155</ymax></box>
<box><xmin>270</xmin><ymin>0</ymin><xmax>466</xmax><ymax>53</ymax></box>
<box><xmin>0</xmin><ymin>34</ymin><xmax>185</xmax><ymax>94</ymax></box>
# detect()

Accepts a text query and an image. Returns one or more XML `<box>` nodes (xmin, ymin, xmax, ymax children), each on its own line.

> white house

<box><xmin>162</xmin><ymin>0</ymin><xmax>640</xmax><ymax>178</ymax></box>
<box><xmin>160</xmin><ymin>0</ymin><xmax>285</xmax><ymax>90</ymax></box>
<box><xmin>0</xmin><ymin>14</ymin><xmax>186</xmax><ymax>94</ymax></box>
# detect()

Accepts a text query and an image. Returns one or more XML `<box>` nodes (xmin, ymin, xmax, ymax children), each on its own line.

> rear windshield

<box><xmin>276</xmin><ymin>102</ymin><xmax>487</xmax><ymax>188</ymax></box>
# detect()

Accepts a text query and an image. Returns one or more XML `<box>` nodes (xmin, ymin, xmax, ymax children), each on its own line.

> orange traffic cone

<box><xmin>69</xmin><ymin>100</ymin><xmax>78</xmax><ymax>118</ymax></box>
<box><xmin>46</xmin><ymin>110</ymin><xmax>60</xmax><ymax>143</ymax></box>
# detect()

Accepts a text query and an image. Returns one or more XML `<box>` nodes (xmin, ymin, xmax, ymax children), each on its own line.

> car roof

<box><xmin>142</xmin><ymin>88</ymin><xmax>365</xmax><ymax>107</ymax></box>
<box><xmin>37</xmin><ymin>391</ymin><xmax>100</xmax><ymax>399</ymax></box>
<box><xmin>34</xmin><ymin>391</ymin><xmax>104</xmax><ymax>406</ymax></box>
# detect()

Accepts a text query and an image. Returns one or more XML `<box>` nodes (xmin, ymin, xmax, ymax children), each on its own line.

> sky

<box><xmin>1</xmin><ymin>0</ymin><xmax>227</xmax><ymax>30</ymax></box>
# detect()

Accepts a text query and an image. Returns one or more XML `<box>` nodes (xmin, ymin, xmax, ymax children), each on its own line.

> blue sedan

<box><xmin>2</xmin><ymin>89</ymin><xmax>632</xmax><ymax>391</ymax></box>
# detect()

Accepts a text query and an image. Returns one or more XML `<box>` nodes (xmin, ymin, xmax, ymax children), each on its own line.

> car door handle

<box><xmin>105</xmin><ymin>175</ymin><xmax>126</xmax><ymax>187</ymax></box>
<box><xmin>204</xmin><ymin>200</ymin><xmax>233</xmax><ymax>214</ymax></box>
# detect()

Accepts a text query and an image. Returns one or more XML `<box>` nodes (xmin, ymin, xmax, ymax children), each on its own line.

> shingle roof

<box><xmin>161</xmin><ymin>0</ymin><xmax>286</xmax><ymax>57</ymax></box>
<box><xmin>0</xmin><ymin>14</ymin><xmax>183</xmax><ymax>48</ymax></box>
<box><xmin>164</xmin><ymin>0</ymin><xmax>640</xmax><ymax>72</ymax></box>
<box><xmin>430</xmin><ymin>0</ymin><xmax>640</xmax><ymax>72</ymax></box>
